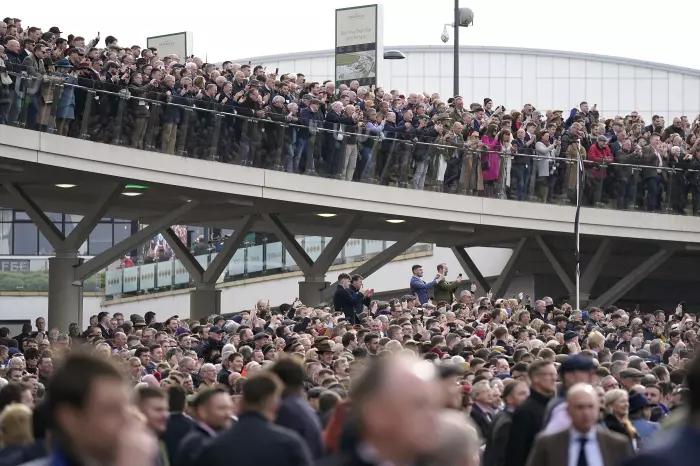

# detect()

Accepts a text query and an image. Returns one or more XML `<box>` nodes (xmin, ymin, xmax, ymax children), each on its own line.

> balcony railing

<box><xmin>2</xmin><ymin>72</ymin><xmax>700</xmax><ymax>215</ymax></box>
<box><xmin>104</xmin><ymin>239</ymin><xmax>431</xmax><ymax>298</ymax></box>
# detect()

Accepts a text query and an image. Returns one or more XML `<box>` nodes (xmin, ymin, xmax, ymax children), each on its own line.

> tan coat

<box><xmin>565</xmin><ymin>142</ymin><xmax>588</xmax><ymax>192</ymax></box>
<box><xmin>525</xmin><ymin>427</ymin><xmax>633</xmax><ymax>466</ymax></box>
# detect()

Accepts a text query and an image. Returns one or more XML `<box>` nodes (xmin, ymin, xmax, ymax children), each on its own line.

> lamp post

<box><xmin>442</xmin><ymin>1</ymin><xmax>474</xmax><ymax>96</ymax></box>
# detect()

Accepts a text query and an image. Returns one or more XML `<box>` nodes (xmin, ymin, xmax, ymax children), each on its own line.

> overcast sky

<box><xmin>9</xmin><ymin>0</ymin><xmax>700</xmax><ymax>69</ymax></box>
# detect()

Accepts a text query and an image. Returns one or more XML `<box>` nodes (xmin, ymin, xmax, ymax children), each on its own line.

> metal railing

<box><xmin>2</xmin><ymin>71</ymin><xmax>700</xmax><ymax>214</ymax></box>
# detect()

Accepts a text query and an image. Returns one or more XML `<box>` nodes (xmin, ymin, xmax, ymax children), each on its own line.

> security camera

<box><xmin>441</xmin><ymin>25</ymin><xmax>450</xmax><ymax>43</ymax></box>
<box><xmin>458</xmin><ymin>8</ymin><xmax>474</xmax><ymax>27</ymax></box>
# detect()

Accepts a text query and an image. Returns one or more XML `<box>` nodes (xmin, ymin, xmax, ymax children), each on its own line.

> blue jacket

<box><xmin>410</xmin><ymin>275</ymin><xmax>438</xmax><ymax>304</ymax></box>
<box><xmin>622</xmin><ymin>425</ymin><xmax>700</xmax><ymax>466</ymax></box>
<box><xmin>333</xmin><ymin>285</ymin><xmax>369</xmax><ymax>324</ymax></box>
<box><xmin>276</xmin><ymin>394</ymin><xmax>323</xmax><ymax>459</ymax></box>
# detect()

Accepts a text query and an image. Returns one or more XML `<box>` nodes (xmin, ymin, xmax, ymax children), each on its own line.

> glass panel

<box><xmin>365</xmin><ymin>239</ymin><xmax>384</xmax><ymax>255</ymax></box>
<box><xmin>155</xmin><ymin>261</ymin><xmax>173</xmax><ymax>288</ymax></box>
<box><xmin>14</xmin><ymin>211</ymin><xmax>30</xmax><ymax>221</ymax></box>
<box><xmin>13</xmin><ymin>223</ymin><xmax>38</xmax><ymax>255</ymax></box>
<box><xmin>344</xmin><ymin>238</ymin><xmax>363</xmax><ymax>262</ymax></box>
<box><xmin>247</xmin><ymin>245</ymin><xmax>263</xmax><ymax>274</ymax></box>
<box><xmin>105</xmin><ymin>269</ymin><xmax>123</xmax><ymax>295</ymax></box>
<box><xmin>122</xmin><ymin>267</ymin><xmax>138</xmax><ymax>293</ymax></box>
<box><xmin>303</xmin><ymin>236</ymin><xmax>323</xmax><ymax>261</ymax></box>
<box><xmin>0</xmin><ymin>222</ymin><xmax>12</xmax><ymax>255</ymax></box>
<box><xmin>139</xmin><ymin>263</ymin><xmax>156</xmax><ymax>291</ymax></box>
<box><xmin>265</xmin><ymin>242</ymin><xmax>283</xmax><ymax>270</ymax></box>
<box><xmin>173</xmin><ymin>260</ymin><xmax>189</xmax><ymax>286</ymax></box>
<box><xmin>89</xmin><ymin>223</ymin><xmax>112</xmax><ymax>255</ymax></box>
<box><xmin>228</xmin><ymin>249</ymin><xmax>245</xmax><ymax>276</ymax></box>
<box><xmin>38</xmin><ymin>233</ymin><xmax>54</xmax><ymax>255</ymax></box>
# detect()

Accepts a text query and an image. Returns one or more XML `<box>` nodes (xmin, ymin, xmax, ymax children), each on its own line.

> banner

<box><xmin>335</xmin><ymin>5</ymin><xmax>383</xmax><ymax>86</ymax></box>
<box><xmin>147</xmin><ymin>32</ymin><xmax>192</xmax><ymax>62</ymax></box>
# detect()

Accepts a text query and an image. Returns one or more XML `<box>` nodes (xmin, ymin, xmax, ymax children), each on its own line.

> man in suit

<box><xmin>409</xmin><ymin>264</ymin><xmax>443</xmax><ymax>305</ymax></box>
<box><xmin>505</xmin><ymin>360</ymin><xmax>557</xmax><ymax>466</ymax></box>
<box><xmin>469</xmin><ymin>380</ymin><xmax>495</xmax><ymax>442</ymax></box>
<box><xmin>176</xmin><ymin>388</ymin><xmax>233</xmax><ymax>466</ymax></box>
<box><xmin>526</xmin><ymin>384</ymin><xmax>632</xmax><ymax>466</ymax></box>
<box><xmin>163</xmin><ymin>386</ymin><xmax>196</xmax><ymax>464</ymax></box>
<box><xmin>195</xmin><ymin>372</ymin><xmax>312</xmax><ymax>466</ymax></box>
<box><xmin>269</xmin><ymin>357</ymin><xmax>323</xmax><ymax>459</ymax></box>
<box><xmin>484</xmin><ymin>380</ymin><xmax>530</xmax><ymax>466</ymax></box>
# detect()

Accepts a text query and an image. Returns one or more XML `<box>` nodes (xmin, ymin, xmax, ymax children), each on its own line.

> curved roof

<box><xmin>236</xmin><ymin>44</ymin><xmax>700</xmax><ymax>77</ymax></box>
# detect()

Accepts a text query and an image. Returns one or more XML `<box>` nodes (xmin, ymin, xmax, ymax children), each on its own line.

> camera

<box><xmin>441</xmin><ymin>31</ymin><xmax>450</xmax><ymax>43</ymax></box>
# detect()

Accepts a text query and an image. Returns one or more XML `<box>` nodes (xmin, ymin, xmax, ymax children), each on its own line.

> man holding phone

<box><xmin>433</xmin><ymin>263</ymin><xmax>463</xmax><ymax>304</ymax></box>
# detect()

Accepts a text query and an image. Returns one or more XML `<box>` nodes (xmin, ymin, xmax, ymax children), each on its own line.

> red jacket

<box><xmin>587</xmin><ymin>143</ymin><xmax>614</xmax><ymax>179</ymax></box>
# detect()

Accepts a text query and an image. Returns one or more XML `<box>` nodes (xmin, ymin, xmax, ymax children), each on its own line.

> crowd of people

<box><xmin>0</xmin><ymin>260</ymin><xmax>698</xmax><ymax>466</ymax></box>
<box><xmin>2</xmin><ymin>19</ymin><xmax>700</xmax><ymax>212</ymax></box>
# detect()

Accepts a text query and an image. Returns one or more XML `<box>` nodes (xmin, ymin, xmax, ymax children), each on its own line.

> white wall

<box><xmin>0</xmin><ymin>246</ymin><xmax>511</xmax><ymax>326</ymax></box>
<box><xmin>237</xmin><ymin>45</ymin><xmax>700</xmax><ymax>122</ymax></box>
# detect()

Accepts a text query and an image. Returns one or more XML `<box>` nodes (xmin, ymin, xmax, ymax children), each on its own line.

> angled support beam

<box><xmin>162</xmin><ymin>227</ymin><xmax>205</xmax><ymax>283</ymax></box>
<box><xmin>591</xmin><ymin>248</ymin><xmax>675</xmax><ymax>308</ymax></box>
<box><xmin>580</xmin><ymin>239</ymin><xmax>612</xmax><ymax>297</ymax></box>
<box><xmin>320</xmin><ymin>230</ymin><xmax>424</xmax><ymax>301</ymax></box>
<box><xmin>534</xmin><ymin>235</ymin><xmax>575</xmax><ymax>294</ymax></box>
<box><xmin>490</xmin><ymin>237</ymin><xmax>528</xmax><ymax>298</ymax></box>
<box><xmin>450</xmin><ymin>246</ymin><xmax>490</xmax><ymax>295</ymax></box>
<box><xmin>203</xmin><ymin>215</ymin><xmax>256</xmax><ymax>283</ymax></box>
<box><xmin>65</xmin><ymin>182</ymin><xmax>123</xmax><ymax>250</ymax></box>
<box><xmin>4</xmin><ymin>183</ymin><xmax>65</xmax><ymax>249</ymax></box>
<box><xmin>311</xmin><ymin>214</ymin><xmax>361</xmax><ymax>275</ymax></box>
<box><xmin>75</xmin><ymin>201</ymin><xmax>197</xmax><ymax>280</ymax></box>
<box><xmin>261</xmin><ymin>213</ymin><xmax>314</xmax><ymax>275</ymax></box>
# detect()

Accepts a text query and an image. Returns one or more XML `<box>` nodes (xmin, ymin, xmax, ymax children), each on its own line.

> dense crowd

<box><xmin>0</xmin><ymin>261</ymin><xmax>698</xmax><ymax>466</ymax></box>
<box><xmin>2</xmin><ymin>19</ymin><xmax>700</xmax><ymax>213</ymax></box>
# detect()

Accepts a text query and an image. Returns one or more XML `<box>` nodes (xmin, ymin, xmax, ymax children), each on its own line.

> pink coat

<box><xmin>481</xmin><ymin>135</ymin><xmax>502</xmax><ymax>181</ymax></box>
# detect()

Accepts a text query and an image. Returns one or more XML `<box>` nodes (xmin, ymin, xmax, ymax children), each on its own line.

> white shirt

<box><xmin>543</xmin><ymin>401</ymin><xmax>571</xmax><ymax>434</ymax></box>
<box><xmin>568</xmin><ymin>428</ymin><xmax>604</xmax><ymax>466</ymax></box>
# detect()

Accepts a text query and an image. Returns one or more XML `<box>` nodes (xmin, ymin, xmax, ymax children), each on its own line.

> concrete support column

<box><xmin>299</xmin><ymin>276</ymin><xmax>330</xmax><ymax>307</ymax></box>
<box><xmin>48</xmin><ymin>254</ymin><xmax>83</xmax><ymax>332</ymax></box>
<box><xmin>190</xmin><ymin>283</ymin><xmax>221</xmax><ymax>322</ymax></box>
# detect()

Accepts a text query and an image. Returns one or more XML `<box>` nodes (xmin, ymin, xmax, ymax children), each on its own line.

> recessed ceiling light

<box><xmin>386</xmin><ymin>219</ymin><xmax>405</xmax><ymax>224</ymax></box>
<box><xmin>55</xmin><ymin>184</ymin><xmax>76</xmax><ymax>188</ymax></box>
<box><xmin>317</xmin><ymin>213</ymin><xmax>337</xmax><ymax>218</ymax></box>
<box><xmin>121</xmin><ymin>192</ymin><xmax>143</xmax><ymax>197</ymax></box>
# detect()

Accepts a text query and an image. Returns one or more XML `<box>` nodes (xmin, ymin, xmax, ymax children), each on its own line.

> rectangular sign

<box><xmin>335</xmin><ymin>5</ymin><xmax>382</xmax><ymax>86</ymax></box>
<box><xmin>146</xmin><ymin>32</ymin><xmax>192</xmax><ymax>61</ymax></box>
<box><xmin>0</xmin><ymin>259</ymin><xmax>30</xmax><ymax>272</ymax></box>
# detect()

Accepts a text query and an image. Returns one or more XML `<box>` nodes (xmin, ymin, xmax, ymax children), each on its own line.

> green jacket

<box><xmin>433</xmin><ymin>279</ymin><xmax>461</xmax><ymax>304</ymax></box>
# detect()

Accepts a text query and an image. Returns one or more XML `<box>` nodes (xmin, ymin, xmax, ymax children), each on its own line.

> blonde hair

<box><xmin>603</xmin><ymin>388</ymin><xmax>628</xmax><ymax>411</ymax></box>
<box><xmin>587</xmin><ymin>331</ymin><xmax>605</xmax><ymax>351</ymax></box>
<box><xmin>0</xmin><ymin>403</ymin><xmax>33</xmax><ymax>447</ymax></box>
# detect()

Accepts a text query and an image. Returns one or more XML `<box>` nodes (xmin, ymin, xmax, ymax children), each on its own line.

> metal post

<box><xmin>453</xmin><ymin>0</ymin><xmax>460</xmax><ymax>96</ymax></box>
<box><xmin>575</xmin><ymin>148</ymin><xmax>581</xmax><ymax>312</ymax></box>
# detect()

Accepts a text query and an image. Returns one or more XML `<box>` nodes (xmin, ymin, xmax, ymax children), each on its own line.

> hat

<box><xmin>175</xmin><ymin>327</ymin><xmax>190</xmax><ymax>336</ymax></box>
<box><xmin>597</xmin><ymin>135</ymin><xmax>608</xmax><ymax>142</ymax></box>
<box><xmin>49</xmin><ymin>26</ymin><xmax>62</xmax><ymax>34</ymax></box>
<box><xmin>560</xmin><ymin>355</ymin><xmax>596</xmax><ymax>373</ymax></box>
<box><xmin>253</xmin><ymin>332</ymin><xmax>269</xmax><ymax>341</ymax></box>
<box><xmin>261</xmin><ymin>344</ymin><xmax>275</xmax><ymax>355</ymax></box>
<box><xmin>563</xmin><ymin>331</ymin><xmax>578</xmax><ymax>342</ymax></box>
<box><xmin>316</xmin><ymin>340</ymin><xmax>333</xmax><ymax>353</ymax></box>
<box><xmin>309</xmin><ymin>98</ymin><xmax>322</xmax><ymax>105</ymax></box>
<box><xmin>628</xmin><ymin>392</ymin><xmax>650</xmax><ymax>413</ymax></box>
<box><xmin>620</xmin><ymin>368</ymin><xmax>644</xmax><ymax>379</ymax></box>
<box><xmin>209</xmin><ymin>325</ymin><xmax>224</xmax><ymax>334</ymax></box>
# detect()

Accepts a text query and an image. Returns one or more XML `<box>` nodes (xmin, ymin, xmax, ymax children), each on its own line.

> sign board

<box><xmin>147</xmin><ymin>32</ymin><xmax>192</xmax><ymax>62</ymax></box>
<box><xmin>0</xmin><ymin>259</ymin><xmax>30</xmax><ymax>272</ymax></box>
<box><xmin>335</xmin><ymin>4</ymin><xmax>383</xmax><ymax>86</ymax></box>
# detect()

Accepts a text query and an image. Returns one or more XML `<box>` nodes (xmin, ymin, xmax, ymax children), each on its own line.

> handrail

<box><xmin>4</xmin><ymin>70</ymin><xmax>694</xmax><ymax>175</ymax></box>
